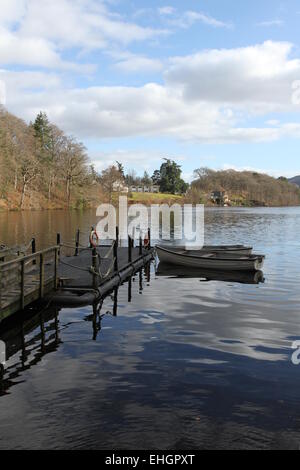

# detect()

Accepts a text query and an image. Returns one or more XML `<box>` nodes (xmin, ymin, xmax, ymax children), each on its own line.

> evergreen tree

<box><xmin>156</xmin><ymin>159</ymin><xmax>188</xmax><ymax>194</ymax></box>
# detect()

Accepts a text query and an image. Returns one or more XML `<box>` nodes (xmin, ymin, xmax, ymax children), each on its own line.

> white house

<box><xmin>112</xmin><ymin>181</ymin><xmax>129</xmax><ymax>193</ymax></box>
<box><xmin>130</xmin><ymin>184</ymin><xmax>160</xmax><ymax>193</ymax></box>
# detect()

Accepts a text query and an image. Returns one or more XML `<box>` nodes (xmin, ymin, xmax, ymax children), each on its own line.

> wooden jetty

<box><xmin>0</xmin><ymin>260</ymin><xmax>152</xmax><ymax>385</ymax></box>
<box><xmin>0</xmin><ymin>230</ymin><xmax>154</xmax><ymax>322</ymax></box>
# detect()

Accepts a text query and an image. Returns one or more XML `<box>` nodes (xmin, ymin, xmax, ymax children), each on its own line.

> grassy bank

<box><xmin>128</xmin><ymin>192</ymin><xmax>184</xmax><ymax>205</ymax></box>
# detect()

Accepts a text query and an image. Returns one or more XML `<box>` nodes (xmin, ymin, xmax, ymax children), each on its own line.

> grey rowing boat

<box><xmin>158</xmin><ymin>244</ymin><xmax>253</xmax><ymax>255</ymax></box>
<box><xmin>156</xmin><ymin>245</ymin><xmax>265</xmax><ymax>271</ymax></box>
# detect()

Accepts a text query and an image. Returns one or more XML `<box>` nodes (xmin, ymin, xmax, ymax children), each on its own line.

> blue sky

<box><xmin>1</xmin><ymin>0</ymin><xmax>300</xmax><ymax>180</ymax></box>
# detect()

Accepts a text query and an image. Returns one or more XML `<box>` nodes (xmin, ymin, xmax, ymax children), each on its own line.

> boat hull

<box><xmin>156</xmin><ymin>246</ymin><xmax>265</xmax><ymax>271</ymax></box>
<box><xmin>160</xmin><ymin>244</ymin><xmax>253</xmax><ymax>256</ymax></box>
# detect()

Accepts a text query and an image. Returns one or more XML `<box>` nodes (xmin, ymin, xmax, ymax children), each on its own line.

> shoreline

<box><xmin>1</xmin><ymin>203</ymin><xmax>300</xmax><ymax>213</ymax></box>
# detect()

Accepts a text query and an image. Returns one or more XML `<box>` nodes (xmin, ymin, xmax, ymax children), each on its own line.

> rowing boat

<box><xmin>158</xmin><ymin>244</ymin><xmax>253</xmax><ymax>255</ymax></box>
<box><xmin>156</xmin><ymin>245</ymin><xmax>265</xmax><ymax>271</ymax></box>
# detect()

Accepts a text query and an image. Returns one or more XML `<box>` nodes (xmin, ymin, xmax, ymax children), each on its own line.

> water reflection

<box><xmin>156</xmin><ymin>263</ymin><xmax>265</xmax><ymax>284</ymax></box>
<box><xmin>0</xmin><ymin>207</ymin><xmax>300</xmax><ymax>449</ymax></box>
<box><xmin>0</xmin><ymin>306</ymin><xmax>61</xmax><ymax>396</ymax></box>
<box><xmin>0</xmin><ymin>265</ymin><xmax>150</xmax><ymax>396</ymax></box>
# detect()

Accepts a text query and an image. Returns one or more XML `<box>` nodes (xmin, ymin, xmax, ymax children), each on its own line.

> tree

<box><xmin>18</xmin><ymin>129</ymin><xmax>39</xmax><ymax>209</ymax></box>
<box><xmin>116</xmin><ymin>161</ymin><xmax>125</xmax><ymax>178</ymax></box>
<box><xmin>125</xmin><ymin>169</ymin><xmax>137</xmax><ymax>187</ymax></box>
<box><xmin>59</xmin><ymin>137</ymin><xmax>89</xmax><ymax>207</ymax></box>
<box><xmin>151</xmin><ymin>170</ymin><xmax>161</xmax><ymax>185</ymax></box>
<box><xmin>100</xmin><ymin>165</ymin><xmax>124</xmax><ymax>202</ymax></box>
<box><xmin>0</xmin><ymin>105</ymin><xmax>103</xmax><ymax>210</ymax></box>
<box><xmin>155</xmin><ymin>159</ymin><xmax>187</xmax><ymax>194</ymax></box>
<box><xmin>32</xmin><ymin>112</ymin><xmax>52</xmax><ymax>155</ymax></box>
<box><xmin>141</xmin><ymin>170</ymin><xmax>151</xmax><ymax>186</ymax></box>
<box><xmin>32</xmin><ymin>112</ymin><xmax>58</xmax><ymax>200</ymax></box>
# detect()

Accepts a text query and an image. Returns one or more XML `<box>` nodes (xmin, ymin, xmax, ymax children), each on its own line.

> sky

<box><xmin>0</xmin><ymin>0</ymin><xmax>300</xmax><ymax>181</ymax></box>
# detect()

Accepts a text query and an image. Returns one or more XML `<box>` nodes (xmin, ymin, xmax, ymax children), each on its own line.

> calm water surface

<box><xmin>0</xmin><ymin>207</ymin><xmax>300</xmax><ymax>450</ymax></box>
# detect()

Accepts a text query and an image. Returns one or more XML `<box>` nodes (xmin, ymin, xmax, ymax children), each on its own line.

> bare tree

<box><xmin>100</xmin><ymin>165</ymin><xmax>124</xmax><ymax>202</ymax></box>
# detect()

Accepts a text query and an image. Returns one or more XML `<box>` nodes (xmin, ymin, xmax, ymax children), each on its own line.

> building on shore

<box><xmin>130</xmin><ymin>185</ymin><xmax>160</xmax><ymax>194</ymax></box>
<box><xmin>112</xmin><ymin>181</ymin><xmax>129</xmax><ymax>193</ymax></box>
<box><xmin>211</xmin><ymin>191</ymin><xmax>231</xmax><ymax>206</ymax></box>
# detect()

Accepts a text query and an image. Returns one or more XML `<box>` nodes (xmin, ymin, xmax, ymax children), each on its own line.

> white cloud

<box><xmin>165</xmin><ymin>10</ymin><xmax>232</xmax><ymax>29</ymax></box>
<box><xmin>0</xmin><ymin>0</ymin><xmax>26</xmax><ymax>25</ymax></box>
<box><xmin>111</xmin><ymin>52</ymin><xmax>163</xmax><ymax>73</ymax></box>
<box><xmin>5</xmin><ymin>78</ymin><xmax>300</xmax><ymax>144</ymax></box>
<box><xmin>158</xmin><ymin>6</ymin><xmax>176</xmax><ymax>16</ymax></box>
<box><xmin>0</xmin><ymin>0</ymin><xmax>167</xmax><ymax>69</ymax></box>
<box><xmin>0</xmin><ymin>28</ymin><xmax>85</xmax><ymax>70</ymax></box>
<box><xmin>2</xmin><ymin>40</ymin><xmax>300</xmax><ymax>145</ymax></box>
<box><xmin>256</xmin><ymin>19</ymin><xmax>284</xmax><ymax>27</ymax></box>
<box><xmin>183</xmin><ymin>11</ymin><xmax>232</xmax><ymax>29</ymax></box>
<box><xmin>166</xmin><ymin>41</ymin><xmax>300</xmax><ymax>113</ymax></box>
<box><xmin>91</xmin><ymin>150</ymin><xmax>164</xmax><ymax>173</ymax></box>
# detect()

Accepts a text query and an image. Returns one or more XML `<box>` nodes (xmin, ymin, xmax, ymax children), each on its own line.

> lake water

<box><xmin>0</xmin><ymin>207</ymin><xmax>300</xmax><ymax>450</ymax></box>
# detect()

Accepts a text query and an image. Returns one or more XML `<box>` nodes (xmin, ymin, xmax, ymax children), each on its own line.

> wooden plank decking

<box><xmin>0</xmin><ymin>239</ymin><xmax>154</xmax><ymax>322</ymax></box>
<box><xmin>0</xmin><ymin>246</ymin><xmax>59</xmax><ymax>322</ymax></box>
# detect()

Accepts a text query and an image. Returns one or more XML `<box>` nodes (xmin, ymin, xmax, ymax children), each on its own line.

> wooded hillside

<box><xmin>189</xmin><ymin>168</ymin><xmax>300</xmax><ymax>207</ymax></box>
<box><xmin>0</xmin><ymin>107</ymin><xmax>101</xmax><ymax>210</ymax></box>
<box><xmin>289</xmin><ymin>176</ymin><xmax>300</xmax><ymax>187</ymax></box>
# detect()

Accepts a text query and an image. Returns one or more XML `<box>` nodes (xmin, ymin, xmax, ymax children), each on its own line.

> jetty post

<box><xmin>114</xmin><ymin>226</ymin><xmax>119</xmax><ymax>272</ymax></box>
<box><xmin>21</xmin><ymin>259</ymin><xmax>25</xmax><ymax>309</ymax></box>
<box><xmin>57</xmin><ymin>233</ymin><xmax>61</xmax><ymax>259</ymax></box>
<box><xmin>139</xmin><ymin>234</ymin><xmax>142</xmax><ymax>255</ymax></box>
<box><xmin>92</xmin><ymin>247</ymin><xmax>98</xmax><ymax>289</ymax></box>
<box><xmin>128</xmin><ymin>235</ymin><xmax>132</xmax><ymax>263</ymax></box>
<box><xmin>39</xmin><ymin>253</ymin><xmax>45</xmax><ymax>298</ymax></box>
<box><xmin>75</xmin><ymin>229</ymin><xmax>80</xmax><ymax>256</ymax></box>
<box><xmin>113</xmin><ymin>287</ymin><xmax>118</xmax><ymax>316</ymax></box>
<box><xmin>128</xmin><ymin>278</ymin><xmax>132</xmax><ymax>302</ymax></box>
<box><xmin>32</xmin><ymin>238</ymin><xmax>36</xmax><ymax>265</ymax></box>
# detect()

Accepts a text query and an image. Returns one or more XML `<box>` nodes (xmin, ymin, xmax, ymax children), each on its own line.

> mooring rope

<box><xmin>59</xmin><ymin>258</ymin><xmax>92</xmax><ymax>273</ymax></box>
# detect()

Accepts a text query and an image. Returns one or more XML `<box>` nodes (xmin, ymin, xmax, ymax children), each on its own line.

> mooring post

<box><xmin>40</xmin><ymin>253</ymin><xmax>45</xmax><ymax>299</ymax></box>
<box><xmin>128</xmin><ymin>278</ymin><xmax>132</xmax><ymax>302</ymax></box>
<box><xmin>89</xmin><ymin>226</ymin><xmax>94</xmax><ymax>248</ymax></box>
<box><xmin>0</xmin><ymin>265</ymin><xmax>2</xmax><ymax>309</ymax></box>
<box><xmin>21</xmin><ymin>259</ymin><xmax>25</xmax><ymax>310</ymax></box>
<box><xmin>55</xmin><ymin>308</ymin><xmax>59</xmax><ymax>344</ymax></box>
<box><xmin>139</xmin><ymin>269</ymin><xmax>143</xmax><ymax>292</ymax></box>
<box><xmin>128</xmin><ymin>235</ymin><xmax>132</xmax><ymax>263</ymax></box>
<box><xmin>147</xmin><ymin>262</ymin><xmax>151</xmax><ymax>283</ymax></box>
<box><xmin>113</xmin><ymin>287</ymin><xmax>118</xmax><ymax>316</ymax></box>
<box><xmin>116</xmin><ymin>226</ymin><xmax>119</xmax><ymax>247</ymax></box>
<box><xmin>31</xmin><ymin>238</ymin><xmax>36</xmax><ymax>265</ymax></box>
<box><xmin>113</xmin><ymin>240</ymin><xmax>118</xmax><ymax>273</ymax></box>
<box><xmin>57</xmin><ymin>233</ymin><xmax>61</xmax><ymax>259</ymax></box>
<box><xmin>114</xmin><ymin>226</ymin><xmax>119</xmax><ymax>272</ymax></box>
<box><xmin>92</xmin><ymin>247</ymin><xmax>98</xmax><ymax>289</ymax></box>
<box><xmin>54</xmin><ymin>247</ymin><xmax>58</xmax><ymax>290</ymax></box>
<box><xmin>75</xmin><ymin>229</ymin><xmax>80</xmax><ymax>256</ymax></box>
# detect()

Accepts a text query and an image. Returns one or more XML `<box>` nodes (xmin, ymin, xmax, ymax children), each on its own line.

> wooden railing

<box><xmin>0</xmin><ymin>246</ymin><xmax>59</xmax><ymax>315</ymax></box>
